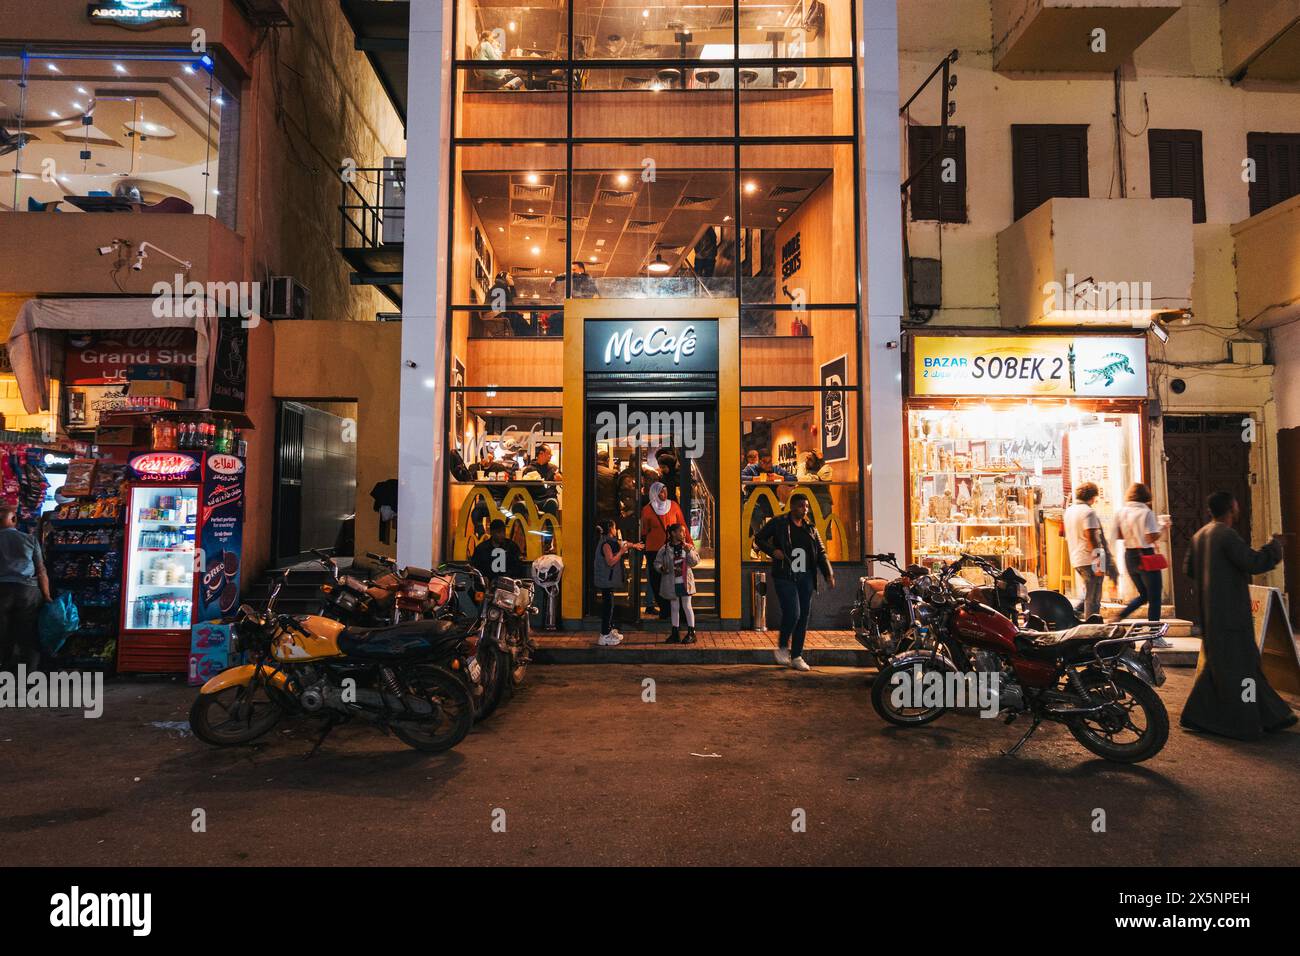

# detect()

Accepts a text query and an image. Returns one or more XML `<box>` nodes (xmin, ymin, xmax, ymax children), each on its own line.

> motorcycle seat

<box><xmin>1013</xmin><ymin>624</ymin><xmax>1114</xmax><ymax>661</ymax></box>
<box><xmin>338</xmin><ymin>619</ymin><xmax>462</xmax><ymax>659</ymax></box>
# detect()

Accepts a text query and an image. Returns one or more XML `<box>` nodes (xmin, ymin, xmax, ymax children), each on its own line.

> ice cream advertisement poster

<box><xmin>198</xmin><ymin>453</ymin><xmax>245</xmax><ymax>621</ymax></box>
<box><xmin>912</xmin><ymin>335</ymin><xmax>1147</xmax><ymax>398</ymax></box>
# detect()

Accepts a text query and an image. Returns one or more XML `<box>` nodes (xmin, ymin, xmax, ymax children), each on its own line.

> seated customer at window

<box><xmin>523</xmin><ymin>443</ymin><xmax>562</xmax><ymax>516</ymax></box>
<box><xmin>742</xmin><ymin>451</ymin><xmax>795</xmax><ymax>482</ymax></box>
<box><xmin>552</xmin><ymin>261</ymin><xmax>596</xmax><ymax>299</ymax></box>
<box><xmin>473</xmin><ymin>31</ymin><xmax>524</xmax><ymax>90</ymax></box>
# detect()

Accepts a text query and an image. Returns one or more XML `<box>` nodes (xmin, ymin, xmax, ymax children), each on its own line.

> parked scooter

<box><xmin>189</xmin><ymin>573</ymin><xmax>476</xmax><ymax>753</ymax></box>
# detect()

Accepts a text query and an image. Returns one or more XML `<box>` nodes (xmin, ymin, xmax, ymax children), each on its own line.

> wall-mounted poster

<box><xmin>453</xmin><ymin>358</ymin><xmax>466</xmax><ymax>453</ymax></box>
<box><xmin>820</xmin><ymin>354</ymin><xmax>848</xmax><ymax>463</ymax></box>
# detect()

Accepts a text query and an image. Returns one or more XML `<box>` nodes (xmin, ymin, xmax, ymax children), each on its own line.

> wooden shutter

<box><xmin>1148</xmin><ymin>129</ymin><xmax>1205</xmax><ymax>223</ymax></box>
<box><xmin>1247</xmin><ymin>132</ymin><xmax>1300</xmax><ymax>217</ymax></box>
<box><xmin>1012</xmin><ymin>124</ymin><xmax>1089</xmax><ymax>220</ymax></box>
<box><xmin>908</xmin><ymin>125</ymin><xmax>967</xmax><ymax>223</ymax></box>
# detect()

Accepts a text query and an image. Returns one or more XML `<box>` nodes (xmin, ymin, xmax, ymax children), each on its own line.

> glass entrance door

<box><xmin>587</xmin><ymin>400</ymin><xmax>718</xmax><ymax>625</ymax></box>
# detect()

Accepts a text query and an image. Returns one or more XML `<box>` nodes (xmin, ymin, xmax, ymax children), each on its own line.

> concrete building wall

<box><xmin>898</xmin><ymin>0</ymin><xmax>1294</xmax><ymax>575</ymax></box>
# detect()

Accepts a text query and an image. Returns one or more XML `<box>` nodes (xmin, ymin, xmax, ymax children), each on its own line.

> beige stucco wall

<box><xmin>900</xmin><ymin>0</ymin><xmax>1291</xmax><ymax>572</ymax></box>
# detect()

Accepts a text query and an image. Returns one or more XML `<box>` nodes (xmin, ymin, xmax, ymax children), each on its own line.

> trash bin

<box><xmin>750</xmin><ymin>570</ymin><xmax>767</xmax><ymax>631</ymax></box>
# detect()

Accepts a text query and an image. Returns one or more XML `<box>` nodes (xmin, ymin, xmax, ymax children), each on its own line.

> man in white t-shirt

<box><xmin>1063</xmin><ymin>482</ymin><xmax>1104</xmax><ymax>619</ymax></box>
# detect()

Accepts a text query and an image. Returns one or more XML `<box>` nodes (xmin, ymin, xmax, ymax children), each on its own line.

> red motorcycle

<box><xmin>872</xmin><ymin>553</ymin><xmax>1170</xmax><ymax>763</ymax></box>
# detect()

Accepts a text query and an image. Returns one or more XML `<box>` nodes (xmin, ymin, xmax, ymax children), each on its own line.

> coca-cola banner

<box><xmin>64</xmin><ymin>329</ymin><xmax>197</xmax><ymax>387</ymax></box>
<box><xmin>198</xmin><ymin>452</ymin><xmax>245</xmax><ymax>622</ymax></box>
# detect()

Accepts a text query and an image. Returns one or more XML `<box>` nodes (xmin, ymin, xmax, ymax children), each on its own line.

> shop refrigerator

<box><xmin>117</xmin><ymin>450</ymin><xmax>246</xmax><ymax>673</ymax></box>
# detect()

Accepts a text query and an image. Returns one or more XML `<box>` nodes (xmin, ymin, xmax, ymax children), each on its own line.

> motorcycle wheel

<box><xmin>474</xmin><ymin>644</ymin><xmax>509</xmax><ymax>721</ymax></box>
<box><xmin>389</xmin><ymin>665</ymin><xmax>475</xmax><ymax>753</ymax></box>
<box><xmin>870</xmin><ymin>656</ymin><xmax>949</xmax><ymax>727</ymax></box>
<box><xmin>1067</xmin><ymin>669</ymin><xmax>1169</xmax><ymax>763</ymax></box>
<box><xmin>189</xmin><ymin>682</ymin><xmax>283</xmax><ymax>746</ymax></box>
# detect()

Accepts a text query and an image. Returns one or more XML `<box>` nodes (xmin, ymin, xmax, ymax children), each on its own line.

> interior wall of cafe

<box><xmin>898</xmin><ymin>0</ymin><xmax>1290</xmax><ymax>567</ymax></box>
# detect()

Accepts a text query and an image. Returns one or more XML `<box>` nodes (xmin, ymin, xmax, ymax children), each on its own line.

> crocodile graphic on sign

<box><xmin>1083</xmin><ymin>352</ymin><xmax>1135</xmax><ymax>388</ymax></box>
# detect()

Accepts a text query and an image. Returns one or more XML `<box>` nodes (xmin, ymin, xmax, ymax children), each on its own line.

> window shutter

<box><xmin>1013</xmin><ymin>125</ymin><xmax>1088</xmax><ymax>220</ymax></box>
<box><xmin>1247</xmin><ymin>132</ymin><xmax>1300</xmax><ymax>217</ymax></box>
<box><xmin>1148</xmin><ymin>129</ymin><xmax>1205</xmax><ymax>223</ymax></box>
<box><xmin>908</xmin><ymin>125</ymin><xmax>966</xmax><ymax>223</ymax></box>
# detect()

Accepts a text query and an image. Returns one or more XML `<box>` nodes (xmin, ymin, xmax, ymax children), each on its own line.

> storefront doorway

<box><xmin>586</xmin><ymin>399</ymin><xmax>719</xmax><ymax>624</ymax></box>
<box><xmin>272</xmin><ymin>400</ymin><xmax>358</xmax><ymax>564</ymax></box>
<box><xmin>1164</xmin><ymin>414</ymin><xmax>1252</xmax><ymax>623</ymax></box>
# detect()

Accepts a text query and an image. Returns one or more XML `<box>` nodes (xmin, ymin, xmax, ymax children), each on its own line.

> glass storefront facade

<box><xmin>443</xmin><ymin>0</ymin><xmax>865</xmax><ymax>624</ymax></box>
<box><xmin>0</xmin><ymin>49</ymin><xmax>240</xmax><ymax>226</ymax></box>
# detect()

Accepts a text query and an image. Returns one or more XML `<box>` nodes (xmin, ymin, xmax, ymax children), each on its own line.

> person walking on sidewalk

<box><xmin>1064</xmin><ymin>482</ymin><xmax>1106</xmax><ymax>619</ymax></box>
<box><xmin>0</xmin><ymin>503</ymin><xmax>51</xmax><ymax>672</ymax></box>
<box><xmin>593</xmin><ymin>519</ymin><xmax>641</xmax><ymax>646</ymax></box>
<box><xmin>754</xmin><ymin>495</ymin><xmax>835</xmax><ymax>671</ymax></box>
<box><xmin>654</xmin><ymin>523</ymin><xmax>700</xmax><ymax>645</ymax></box>
<box><xmin>1114</xmin><ymin>482</ymin><xmax>1172</xmax><ymax>645</ymax></box>
<box><xmin>1180</xmin><ymin>491</ymin><xmax>1295</xmax><ymax>740</ymax></box>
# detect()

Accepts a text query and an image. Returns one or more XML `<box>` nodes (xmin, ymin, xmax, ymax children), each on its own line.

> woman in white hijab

<box><xmin>639</xmin><ymin>481</ymin><xmax>691</xmax><ymax>618</ymax></box>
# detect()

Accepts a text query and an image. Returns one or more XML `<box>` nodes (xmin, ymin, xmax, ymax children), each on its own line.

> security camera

<box><xmin>97</xmin><ymin>245</ymin><xmax>116</xmax><ymax>256</ymax></box>
<box><xmin>132</xmin><ymin>249</ymin><xmax>147</xmax><ymax>271</ymax></box>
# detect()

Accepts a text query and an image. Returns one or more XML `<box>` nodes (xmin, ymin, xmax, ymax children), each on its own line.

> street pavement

<box><xmin>2</xmin><ymin>665</ymin><xmax>1297</xmax><ymax>866</ymax></box>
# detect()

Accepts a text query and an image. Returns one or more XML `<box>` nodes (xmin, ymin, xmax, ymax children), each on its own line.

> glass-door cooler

<box><xmin>117</xmin><ymin>452</ymin><xmax>203</xmax><ymax>672</ymax></box>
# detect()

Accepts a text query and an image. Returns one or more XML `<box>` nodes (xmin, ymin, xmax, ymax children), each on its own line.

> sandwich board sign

<box><xmin>1250</xmin><ymin>585</ymin><xmax>1300</xmax><ymax>696</ymax></box>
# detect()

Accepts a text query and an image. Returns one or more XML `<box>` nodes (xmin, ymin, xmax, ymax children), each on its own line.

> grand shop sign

<box><xmin>88</xmin><ymin>1</ymin><xmax>189</xmax><ymax>29</ymax></box>
<box><xmin>911</xmin><ymin>335</ymin><xmax>1147</xmax><ymax>399</ymax></box>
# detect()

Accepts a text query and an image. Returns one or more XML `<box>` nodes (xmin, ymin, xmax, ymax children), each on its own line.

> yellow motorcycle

<box><xmin>189</xmin><ymin>574</ymin><xmax>476</xmax><ymax>753</ymax></box>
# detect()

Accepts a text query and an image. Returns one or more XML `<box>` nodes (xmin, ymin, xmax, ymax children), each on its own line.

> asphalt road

<box><xmin>2</xmin><ymin>665</ymin><xmax>1297</xmax><ymax>866</ymax></box>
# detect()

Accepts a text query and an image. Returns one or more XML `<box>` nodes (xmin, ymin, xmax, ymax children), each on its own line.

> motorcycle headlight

<box><xmin>493</xmin><ymin>586</ymin><xmax>517</xmax><ymax>610</ymax></box>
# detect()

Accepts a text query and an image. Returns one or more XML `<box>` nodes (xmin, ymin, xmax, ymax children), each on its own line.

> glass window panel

<box><xmin>741</xmin><ymin>390</ymin><xmax>861</xmax><ymax>560</ymax></box>
<box><xmin>570</xmin><ymin>143</ymin><xmax>736</xmax><ymax>296</ymax></box>
<box><xmin>575</xmin><ymin>0</ymin><xmax>736</xmax><ymax>59</ymax></box>
<box><xmin>1</xmin><ymin>53</ymin><xmax>236</xmax><ymax>222</ymax></box>
<box><xmin>741</xmin><ymin>308</ymin><xmax>858</xmax><ymax>386</ymax></box>
<box><xmin>453</xmin><ymin>144</ymin><xmax>569</xmax><ymax>306</ymax></box>
<box><xmin>739</xmin><ymin>142</ymin><xmax>856</xmax><ymax>305</ymax></box>
<box><xmin>572</xmin><ymin>66</ymin><xmax>734</xmax><ymax>139</ymax></box>
<box><xmin>458</xmin><ymin>0</ymin><xmax>570</xmax><ymax>61</ymax></box>
<box><xmin>446</xmin><ymin>394</ymin><xmax>566</xmax><ymax>560</ymax></box>
<box><xmin>739</xmin><ymin>63</ymin><xmax>853</xmax><ymax>136</ymax></box>
<box><xmin>455</xmin><ymin>66</ymin><xmax>567</xmax><ymax>139</ymax></box>
<box><xmin>738</xmin><ymin>0</ymin><xmax>852</xmax><ymax>59</ymax></box>
<box><xmin>451</xmin><ymin>311</ymin><xmax>567</xmax><ymax>389</ymax></box>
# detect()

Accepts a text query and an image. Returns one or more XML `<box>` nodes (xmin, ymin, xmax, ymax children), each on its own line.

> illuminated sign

<box><xmin>584</xmin><ymin>320</ymin><xmax>718</xmax><ymax>374</ymax></box>
<box><xmin>129</xmin><ymin>452</ymin><xmax>200</xmax><ymax>482</ymax></box>
<box><xmin>88</xmin><ymin>0</ymin><xmax>189</xmax><ymax>29</ymax></box>
<box><xmin>911</xmin><ymin>335</ymin><xmax>1147</xmax><ymax>399</ymax></box>
<box><xmin>206</xmin><ymin>453</ymin><xmax>243</xmax><ymax>477</ymax></box>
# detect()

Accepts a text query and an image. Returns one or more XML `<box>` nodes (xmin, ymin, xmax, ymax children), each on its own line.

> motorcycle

<box><xmin>852</xmin><ymin>552</ymin><xmax>941</xmax><ymax>664</ymax></box>
<box><xmin>478</xmin><ymin>573</ymin><xmax>536</xmax><ymax>700</ymax></box>
<box><xmin>189</xmin><ymin>573</ymin><xmax>476</xmax><ymax>754</ymax></box>
<box><xmin>871</xmin><ymin>553</ymin><xmax>1170</xmax><ymax>763</ymax></box>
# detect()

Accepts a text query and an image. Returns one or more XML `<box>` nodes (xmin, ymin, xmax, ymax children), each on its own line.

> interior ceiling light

<box><xmin>744</xmin><ymin>181</ymin><xmax>757</xmax><ymax>194</ymax></box>
<box><xmin>647</xmin><ymin>252</ymin><xmax>671</xmax><ymax>274</ymax></box>
<box><xmin>526</xmin><ymin>172</ymin><xmax>539</xmax><ymax>184</ymax></box>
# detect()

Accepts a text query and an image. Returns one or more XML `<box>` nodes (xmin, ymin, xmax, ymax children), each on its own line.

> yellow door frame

<box><xmin>562</xmin><ymin>298</ymin><xmax>741</xmax><ymax>623</ymax></box>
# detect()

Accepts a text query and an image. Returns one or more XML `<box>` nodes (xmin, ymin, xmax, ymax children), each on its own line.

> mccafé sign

<box><xmin>584</xmin><ymin>319</ymin><xmax>718</xmax><ymax>374</ymax></box>
<box><xmin>88</xmin><ymin>0</ymin><xmax>189</xmax><ymax>29</ymax></box>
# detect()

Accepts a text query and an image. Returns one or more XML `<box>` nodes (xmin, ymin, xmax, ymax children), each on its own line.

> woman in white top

<box><xmin>1114</xmin><ymin>482</ymin><xmax>1167</xmax><ymax>622</ymax></box>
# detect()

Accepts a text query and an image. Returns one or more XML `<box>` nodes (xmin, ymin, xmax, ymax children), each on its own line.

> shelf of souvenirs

<box><xmin>912</xmin><ymin>520</ymin><xmax>1033</xmax><ymax>528</ymax></box>
<box><xmin>912</xmin><ymin>469</ymin><xmax>1036</xmax><ymax>479</ymax></box>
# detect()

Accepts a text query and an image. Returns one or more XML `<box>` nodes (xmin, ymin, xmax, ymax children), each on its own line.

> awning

<box><xmin>7</xmin><ymin>297</ymin><xmax>221</xmax><ymax>414</ymax></box>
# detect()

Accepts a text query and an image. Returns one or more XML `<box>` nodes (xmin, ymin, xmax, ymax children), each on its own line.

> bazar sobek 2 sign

<box><xmin>88</xmin><ymin>0</ymin><xmax>189</xmax><ymax>28</ymax></box>
<box><xmin>912</xmin><ymin>335</ymin><xmax>1147</xmax><ymax>398</ymax></box>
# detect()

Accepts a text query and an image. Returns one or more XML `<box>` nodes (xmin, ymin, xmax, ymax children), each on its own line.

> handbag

<box><xmin>1139</xmin><ymin>552</ymin><xmax>1168</xmax><ymax>572</ymax></box>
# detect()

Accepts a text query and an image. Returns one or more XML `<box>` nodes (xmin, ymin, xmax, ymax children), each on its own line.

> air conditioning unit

<box><xmin>266</xmin><ymin>277</ymin><xmax>311</xmax><ymax>321</ymax></box>
<box><xmin>232</xmin><ymin>0</ymin><xmax>292</xmax><ymax>27</ymax></box>
<box><xmin>909</xmin><ymin>257</ymin><xmax>942</xmax><ymax>310</ymax></box>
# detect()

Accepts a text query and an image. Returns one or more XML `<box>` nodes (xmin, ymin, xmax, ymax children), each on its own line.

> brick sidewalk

<box><xmin>531</xmin><ymin>627</ymin><xmax>1201</xmax><ymax>667</ymax></box>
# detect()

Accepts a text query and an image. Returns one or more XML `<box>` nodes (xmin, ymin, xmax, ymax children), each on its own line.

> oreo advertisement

<box><xmin>198</xmin><ymin>452</ymin><xmax>245</xmax><ymax>622</ymax></box>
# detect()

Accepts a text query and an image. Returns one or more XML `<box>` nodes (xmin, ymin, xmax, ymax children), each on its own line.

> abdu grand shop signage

<box><xmin>584</xmin><ymin>319</ymin><xmax>718</xmax><ymax>374</ymax></box>
<box><xmin>88</xmin><ymin>0</ymin><xmax>189</xmax><ymax>29</ymax></box>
